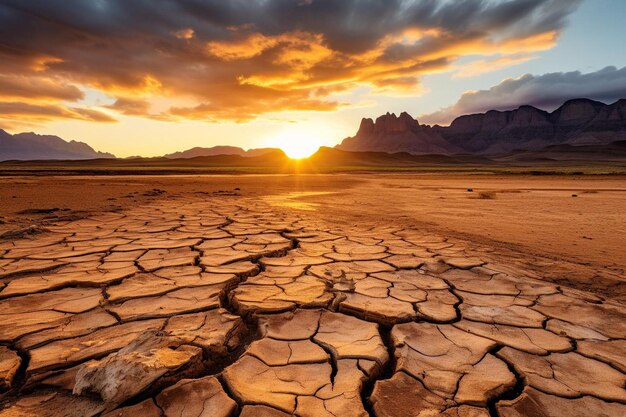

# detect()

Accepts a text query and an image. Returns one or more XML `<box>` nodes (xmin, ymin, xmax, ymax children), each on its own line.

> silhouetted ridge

<box><xmin>163</xmin><ymin>146</ymin><xmax>280</xmax><ymax>159</ymax></box>
<box><xmin>337</xmin><ymin>98</ymin><xmax>626</xmax><ymax>155</ymax></box>
<box><xmin>0</xmin><ymin>129</ymin><xmax>115</xmax><ymax>161</ymax></box>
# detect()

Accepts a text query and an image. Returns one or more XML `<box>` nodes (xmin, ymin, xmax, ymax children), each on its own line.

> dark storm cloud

<box><xmin>421</xmin><ymin>66</ymin><xmax>626</xmax><ymax>125</ymax></box>
<box><xmin>0</xmin><ymin>0</ymin><xmax>582</xmax><ymax>123</ymax></box>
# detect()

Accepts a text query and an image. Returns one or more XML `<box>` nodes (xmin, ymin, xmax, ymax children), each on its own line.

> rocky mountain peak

<box><xmin>371</xmin><ymin>112</ymin><xmax>419</xmax><ymax>134</ymax></box>
<box><xmin>554</xmin><ymin>98</ymin><xmax>605</xmax><ymax>123</ymax></box>
<box><xmin>1</xmin><ymin>130</ymin><xmax>115</xmax><ymax>160</ymax></box>
<box><xmin>338</xmin><ymin>111</ymin><xmax>461</xmax><ymax>155</ymax></box>
<box><xmin>338</xmin><ymin>98</ymin><xmax>626</xmax><ymax>155</ymax></box>
<box><xmin>357</xmin><ymin>118</ymin><xmax>375</xmax><ymax>136</ymax></box>
<box><xmin>356</xmin><ymin>112</ymin><xmax>420</xmax><ymax>136</ymax></box>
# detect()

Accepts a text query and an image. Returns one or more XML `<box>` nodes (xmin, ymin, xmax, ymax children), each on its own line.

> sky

<box><xmin>1</xmin><ymin>0</ymin><xmax>625</xmax><ymax>158</ymax></box>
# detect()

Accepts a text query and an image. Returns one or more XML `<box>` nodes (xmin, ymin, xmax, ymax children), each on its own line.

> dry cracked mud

<box><xmin>0</xmin><ymin>195</ymin><xmax>624</xmax><ymax>417</ymax></box>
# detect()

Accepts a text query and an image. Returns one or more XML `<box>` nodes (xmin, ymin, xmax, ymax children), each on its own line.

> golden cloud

<box><xmin>453</xmin><ymin>53</ymin><xmax>538</xmax><ymax>79</ymax></box>
<box><xmin>0</xmin><ymin>0</ymin><xmax>581</xmax><ymax>124</ymax></box>
<box><xmin>0</xmin><ymin>102</ymin><xmax>116</xmax><ymax>127</ymax></box>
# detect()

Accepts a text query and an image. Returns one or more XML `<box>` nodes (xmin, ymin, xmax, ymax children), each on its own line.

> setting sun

<box><xmin>266</xmin><ymin>129</ymin><xmax>323</xmax><ymax>159</ymax></box>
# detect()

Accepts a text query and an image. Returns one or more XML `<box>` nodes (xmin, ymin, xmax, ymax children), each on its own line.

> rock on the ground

<box><xmin>0</xmin><ymin>346</ymin><xmax>21</xmax><ymax>391</ymax></box>
<box><xmin>73</xmin><ymin>331</ymin><xmax>203</xmax><ymax>408</ymax></box>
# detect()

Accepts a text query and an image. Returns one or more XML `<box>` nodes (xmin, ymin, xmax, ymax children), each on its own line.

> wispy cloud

<box><xmin>453</xmin><ymin>53</ymin><xmax>538</xmax><ymax>79</ymax></box>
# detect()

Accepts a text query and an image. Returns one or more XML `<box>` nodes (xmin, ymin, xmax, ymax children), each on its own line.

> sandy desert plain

<box><xmin>0</xmin><ymin>172</ymin><xmax>625</xmax><ymax>417</ymax></box>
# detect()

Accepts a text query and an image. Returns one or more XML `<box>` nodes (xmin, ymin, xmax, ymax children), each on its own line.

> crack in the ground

<box><xmin>360</xmin><ymin>325</ymin><xmax>395</xmax><ymax>417</ymax></box>
<box><xmin>487</xmin><ymin>347</ymin><xmax>527</xmax><ymax>417</ymax></box>
<box><xmin>2</xmin><ymin>199</ymin><xmax>624</xmax><ymax>417</ymax></box>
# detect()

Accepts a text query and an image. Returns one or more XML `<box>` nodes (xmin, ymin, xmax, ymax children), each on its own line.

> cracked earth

<box><xmin>0</xmin><ymin>194</ymin><xmax>624</xmax><ymax>417</ymax></box>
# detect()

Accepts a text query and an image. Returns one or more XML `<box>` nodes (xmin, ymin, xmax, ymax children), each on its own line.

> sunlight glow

<box><xmin>266</xmin><ymin>128</ymin><xmax>323</xmax><ymax>159</ymax></box>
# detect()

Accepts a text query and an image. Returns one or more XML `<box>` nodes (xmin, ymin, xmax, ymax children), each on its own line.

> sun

<box><xmin>266</xmin><ymin>128</ymin><xmax>323</xmax><ymax>159</ymax></box>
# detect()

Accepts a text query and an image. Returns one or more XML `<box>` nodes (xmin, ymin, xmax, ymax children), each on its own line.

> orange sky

<box><xmin>3</xmin><ymin>0</ymin><xmax>625</xmax><ymax>157</ymax></box>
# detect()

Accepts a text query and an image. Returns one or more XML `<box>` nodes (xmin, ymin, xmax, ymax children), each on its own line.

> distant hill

<box><xmin>0</xmin><ymin>129</ymin><xmax>115</xmax><ymax>161</ymax></box>
<box><xmin>1</xmin><ymin>142</ymin><xmax>624</xmax><ymax>175</ymax></box>
<box><xmin>163</xmin><ymin>146</ymin><xmax>280</xmax><ymax>159</ymax></box>
<box><xmin>337</xmin><ymin>99</ymin><xmax>626</xmax><ymax>155</ymax></box>
<box><xmin>4</xmin><ymin>97</ymin><xmax>626</xmax><ymax>163</ymax></box>
<box><xmin>308</xmin><ymin>147</ymin><xmax>491</xmax><ymax>167</ymax></box>
<box><xmin>493</xmin><ymin>140</ymin><xmax>626</xmax><ymax>163</ymax></box>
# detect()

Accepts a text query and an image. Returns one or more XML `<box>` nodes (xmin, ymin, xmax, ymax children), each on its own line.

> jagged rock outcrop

<box><xmin>0</xmin><ymin>130</ymin><xmax>115</xmax><ymax>161</ymax></box>
<box><xmin>337</xmin><ymin>112</ymin><xmax>463</xmax><ymax>155</ymax></box>
<box><xmin>337</xmin><ymin>99</ymin><xmax>626</xmax><ymax>155</ymax></box>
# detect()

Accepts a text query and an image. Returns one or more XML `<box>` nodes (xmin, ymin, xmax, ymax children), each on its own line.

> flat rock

<box><xmin>200</xmin><ymin>247</ymin><xmax>254</xmax><ymax>267</ymax></box>
<box><xmin>106</xmin><ymin>270</ymin><xmax>236</xmax><ymax>302</ymax></box>
<box><xmin>240</xmin><ymin>405</ymin><xmax>291</xmax><ymax>417</ymax></box>
<box><xmin>17</xmin><ymin>308</ymin><xmax>118</xmax><ymax>350</ymax></box>
<box><xmin>231</xmin><ymin>275</ymin><xmax>333</xmax><ymax>314</ymax></box>
<box><xmin>0</xmin><ymin>286</ymin><xmax>102</xmax><ymax>315</ymax></box>
<box><xmin>339</xmin><ymin>292</ymin><xmax>416</xmax><ymax>325</ymax></box>
<box><xmin>443</xmin><ymin>257</ymin><xmax>484</xmax><ymax>269</ymax></box>
<box><xmin>101</xmin><ymin>399</ymin><xmax>162</xmax><ymax>417</ymax></box>
<box><xmin>223</xmin><ymin>309</ymin><xmax>388</xmax><ymax>417</ymax></box>
<box><xmin>260</xmin><ymin>252</ymin><xmax>331</xmax><ymax>267</ymax></box>
<box><xmin>0</xmin><ymin>391</ymin><xmax>105</xmax><ymax>417</ymax></box>
<box><xmin>383</xmin><ymin>254</ymin><xmax>425</xmax><ymax>269</ymax></box>
<box><xmin>496</xmin><ymin>386</ymin><xmax>626</xmax><ymax>417</ymax></box>
<box><xmin>0</xmin><ymin>258</ymin><xmax>66</xmax><ymax>279</ymax></box>
<box><xmin>259</xmin><ymin>309</ymin><xmax>322</xmax><ymax>340</ymax></box>
<box><xmin>107</xmin><ymin>285</ymin><xmax>224</xmax><ymax>321</ymax></box>
<box><xmin>0</xmin><ymin>262</ymin><xmax>136</xmax><ymax>296</ymax></box>
<box><xmin>113</xmin><ymin>237</ymin><xmax>201</xmax><ymax>252</ymax></box>
<box><xmin>576</xmin><ymin>339</ymin><xmax>626</xmax><ymax>373</ymax></box>
<box><xmin>137</xmin><ymin>247</ymin><xmax>197</xmax><ymax>271</ymax></box>
<box><xmin>0</xmin><ymin>288</ymin><xmax>103</xmax><ymax>341</ymax></box>
<box><xmin>455</xmin><ymin>354</ymin><xmax>516</xmax><ymax>406</ymax></box>
<box><xmin>370</xmin><ymin>372</ymin><xmax>448</xmax><ymax>417</ymax></box>
<box><xmin>155</xmin><ymin>376</ymin><xmax>237</xmax><ymax>417</ymax></box>
<box><xmin>247</xmin><ymin>338</ymin><xmax>327</xmax><ymax>366</ymax></box>
<box><xmin>533</xmin><ymin>293</ymin><xmax>626</xmax><ymax>339</ymax></box>
<box><xmin>498</xmin><ymin>347</ymin><xmax>626</xmax><ymax>402</ymax></box>
<box><xmin>314</xmin><ymin>310</ymin><xmax>388</xmax><ymax>366</ymax></box>
<box><xmin>309</xmin><ymin>260</ymin><xmax>395</xmax><ymax>278</ymax></box>
<box><xmin>415</xmin><ymin>289</ymin><xmax>459</xmax><ymax>322</ymax></box>
<box><xmin>203</xmin><ymin>260</ymin><xmax>259</xmax><ymax>276</ymax></box>
<box><xmin>546</xmin><ymin>318</ymin><xmax>610</xmax><ymax>341</ymax></box>
<box><xmin>164</xmin><ymin>309</ymin><xmax>244</xmax><ymax>355</ymax></box>
<box><xmin>460</xmin><ymin>304</ymin><xmax>546</xmax><ymax>328</ymax></box>
<box><xmin>454</xmin><ymin>320</ymin><xmax>572</xmax><ymax>355</ymax></box>
<box><xmin>224</xmin><ymin>356</ymin><xmax>330</xmax><ymax>412</ymax></box>
<box><xmin>391</xmin><ymin>322</ymin><xmax>499</xmax><ymax>398</ymax></box>
<box><xmin>442</xmin><ymin>269</ymin><xmax>519</xmax><ymax>295</ymax></box>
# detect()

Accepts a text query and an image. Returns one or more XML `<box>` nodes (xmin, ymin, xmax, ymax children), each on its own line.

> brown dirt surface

<box><xmin>1</xmin><ymin>174</ymin><xmax>624</xmax><ymax>298</ymax></box>
<box><xmin>0</xmin><ymin>175</ymin><xmax>624</xmax><ymax>416</ymax></box>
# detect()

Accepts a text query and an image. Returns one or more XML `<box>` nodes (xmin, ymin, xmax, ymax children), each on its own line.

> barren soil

<box><xmin>0</xmin><ymin>174</ymin><xmax>624</xmax><ymax>416</ymax></box>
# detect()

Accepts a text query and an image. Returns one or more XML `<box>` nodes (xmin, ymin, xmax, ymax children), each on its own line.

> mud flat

<box><xmin>1</xmin><ymin>174</ymin><xmax>624</xmax><ymax>298</ymax></box>
<box><xmin>0</xmin><ymin>182</ymin><xmax>624</xmax><ymax>416</ymax></box>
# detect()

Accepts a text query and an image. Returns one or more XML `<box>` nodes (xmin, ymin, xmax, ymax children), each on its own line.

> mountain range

<box><xmin>0</xmin><ymin>130</ymin><xmax>115</xmax><ymax>161</ymax></box>
<box><xmin>163</xmin><ymin>146</ymin><xmax>279</xmax><ymax>159</ymax></box>
<box><xmin>1</xmin><ymin>98</ymin><xmax>625</xmax><ymax>161</ymax></box>
<box><xmin>337</xmin><ymin>98</ymin><xmax>626</xmax><ymax>155</ymax></box>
